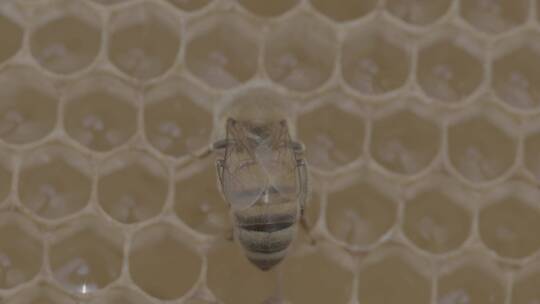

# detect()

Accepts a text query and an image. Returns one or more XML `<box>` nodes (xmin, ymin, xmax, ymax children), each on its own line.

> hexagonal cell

<box><xmin>524</xmin><ymin>128</ymin><xmax>540</xmax><ymax>180</ymax></box>
<box><xmin>326</xmin><ymin>182</ymin><xmax>397</xmax><ymax>247</ymax></box>
<box><xmin>0</xmin><ymin>66</ymin><xmax>58</xmax><ymax>145</ymax></box>
<box><xmin>492</xmin><ymin>44</ymin><xmax>540</xmax><ymax>110</ymax></box>
<box><xmin>297</xmin><ymin>98</ymin><xmax>365</xmax><ymax>172</ymax></box>
<box><xmin>403</xmin><ymin>189</ymin><xmax>471</xmax><ymax>254</ymax></box>
<box><xmin>417</xmin><ymin>36</ymin><xmax>484</xmax><ymax>103</ymax></box>
<box><xmin>207</xmin><ymin>241</ymin><xmax>275</xmax><ymax>304</ymax></box>
<box><xmin>310</xmin><ymin>0</ymin><xmax>377</xmax><ymax>22</ymax></box>
<box><xmin>437</xmin><ymin>261</ymin><xmax>505</xmax><ymax>304</ymax></box>
<box><xmin>447</xmin><ymin>115</ymin><xmax>516</xmax><ymax>183</ymax></box>
<box><xmin>18</xmin><ymin>144</ymin><xmax>92</xmax><ymax>220</ymax></box>
<box><xmin>88</xmin><ymin>287</ymin><xmax>152</xmax><ymax>304</ymax></box>
<box><xmin>129</xmin><ymin>223</ymin><xmax>201</xmax><ymax>300</ymax></box>
<box><xmin>460</xmin><ymin>0</ymin><xmax>529</xmax><ymax>34</ymax></box>
<box><xmin>479</xmin><ymin>196</ymin><xmax>540</xmax><ymax>259</ymax></box>
<box><xmin>166</xmin><ymin>0</ymin><xmax>212</xmax><ymax>11</ymax></box>
<box><xmin>385</xmin><ymin>0</ymin><xmax>452</xmax><ymax>26</ymax></box>
<box><xmin>7</xmin><ymin>283</ymin><xmax>75</xmax><ymax>304</ymax></box>
<box><xmin>144</xmin><ymin>79</ymin><xmax>213</xmax><ymax>157</ymax></box>
<box><xmin>0</xmin><ymin>12</ymin><xmax>23</xmax><ymax>64</ymax></box>
<box><xmin>282</xmin><ymin>248</ymin><xmax>354</xmax><ymax>304</ymax></box>
<box><xmin>175</xmin><ymin>163</ymin><xmax>230</xmax><ymax>235</ymax></box>
<box><xmin>29</xmin><ymin>2</ymin><xmax>101</xmax><ymax>74</ymax></box>
<box><xmin>513</xmin><ymin>270</ymin><xmax>540</xmax><ymax>304</ymax></box>
<box><xmin>0</xmin><ymin>213</ymin><xmax>43</xmax><ymax>289</ymax></box>
<box><xmin>98</xmin><ymin>151</ymin><xmax>168</xmax><ymax>224</ymax></box>
<box><xmin>49</xmin><ymin>217</ymin><xmax>123</xmax><ymax>294</ymax></box>
<box><xmin>108</xmin><ymin>2</ymin><xmax>181</xmax><ymax>81</ymax></box>
<box><xmin>185</xmin><ymin>13</ymin><xmax>259</xmax><ymax>89</ymax></box>
<box><xmin>370</xmin><ymin>108</ymin><xmax>440</xmax><ymax>175</ymax></box>
<box><xmin>264</xmin><ymin>14</ymin><xmax>337</xmax><ymax>92</ymax></box>
<box><xmin>342</xmin><ymin>27</ymin><xmax>411</xmax><ymax>95</ymax></box>
<box><xmin>64</xmin><ymin>73</ymin><xmax>138</xmax><ymax>152</ymax></box>
<box><xmin>237</xmin><ymin>0</ymin><xmax>298</xmax><ymax>17</ymax></box>
<box><xmin>358</xmin><ymin>251</ymin><xmax>431</xmax><ymax>304</ymax></box>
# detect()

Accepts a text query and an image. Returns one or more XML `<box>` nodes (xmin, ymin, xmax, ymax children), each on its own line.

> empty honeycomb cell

<box><xmin>98</xmin><ymin>151</ymin><xmax>168</xmax><ymax>224</ymax></box>
<box><xmin>310</xmin><ymin>0</ymin><xmax>377</xmax><ymax>22</ymax></box>
<box><xmin>0</xmin><ymin>213</ymin><xmax>43</xmax><ymax>289</ymax></box>
<box><xmin>49</xmin><ymin>218</ymin><xmax>123</xmax><ymax>294</ymax></box>
<box><xmin>108</xmin><ymin>2</ymin><xmax>181</xmax><ymax>81</ymax></box>
<box><xmin>492</xmin><ymin>44</ymin><xmax>540</xmax><ymax>110</ymax></box>
<box><xmin>282</xmin><ymin>249</ymin><xmax>354</xmax><ymax>304</ymax></box>
<box><xmin>166</xmin><ymin>0</ymin><xmax>212</xmax><ymax>11</ymax></box>
<box><xmin>479</xmin><ymin>196</ymin><xmax>540</xmax><ymax>259</ymax></box>
<box><xmin>417</xmin><ymin>37</ymin><xmax>484</xmax><ymax>103</ymax></box>
<box><xmin>0</xmin><ymin>67</ymin><xmax>58</xmax><ymax>145</ymax></box>
<box><xmin>370</xmin><ymin>109</ymin><xmax>440</xmax><ymax>175</ymax></box>
<box><xmin>129</xmin><ymin>223</ymin><xmax>201</xmax><ymax>300</ymax></box>
<box><xmin>437</xmin><ymin>262</ymin><xmax>505</xmax><ymax>304</ymax></box>
<box><xmin>385</xmin><ymin>0</ymin><xmax>452</xmax><ymax>26</ymax></box>
<box><xmin>460</xmin><ymin>0</ymin><xmax>529</xmax><ymax>34</ymax></box>
<box><xmin>0</xmin><ymin>12</ymin><xmax>23</xmax><ymax>64</ymax></box>
<box><xmin>88</xmin><ymin>287</ymin><xmax>152</xmax><ymax>304</ymax></box>
<box><xmin>297</xmin><ymin>101</ymin><xmax>365</xmax><ymax>172</ymax></box>
<box><xmin>18</xmin><ymin>144</ymin><xmax>92</xmax><ymax>220</ymax></box>
<box><xmin>524</xmin><ymin>129</ymin><xmax>540</xmax><ymax>179</ymax></box>
<box><xmin>174</xmin><ymin>163</ymin><xmax>230</xmax><ymax>235</ymax></box>
<box><xmin>7</xmin><ymin>283</ymin><xmax>75</xmax><ymax>304</ymax></box>
<box><xmin>144</xmin><ymin>82</ymin><xmax>212</xmax><ymax>157</ymax></box>
<box><xmin>29</xmin><ymin>3</ymin><xmax>101</xmax><ymax>75</ymax></box>
<box><xmin>342</xmin><ymin>27</ymin><xmax>411</xmax><ymax>95</ymax></box>
<box><xmin>403</xmin><ymin>190</ymin><xmax>471</xmax><ymax>254</ymax></box>
<box><xmin>185</xmin><ymin>13</ymin><xmax>260</xmax><ymax>89</ymax></box>
<box><xmin>237</xmin><ymin>0</ymin><xmax>298</xmax><ymax>17</ymax></box>
<box><xmin>64</xmin><ymin>74</ymin><xmax>138</xmax><ymax>152</ymax></box>
<box><xmin>447</xmin><ymin>115</ymin><xmax>516</xmax><ymax>183</ymax></box>
<box><xmin>358</xmin><ymin>251</ymin><xmax>431</xmax><ymax>304</ymax></box>
<box><xmin>512</xmin><ymin>270</ymin><xmax>540</xmax><ymax>304</ymax></box>
<box><xmin>326</xmin><ymin>182</ymin><xmax>397</xmax><ymax>247</ymax></box>
<box><xmin>264</xmin><ymin>14</ymin><xmax>337</xmax><ymax>92</ymax></box>
<box><xmin>207</xmin><ymin>241</ymin><xmax>275</xmax><ymax>304</ymax></box>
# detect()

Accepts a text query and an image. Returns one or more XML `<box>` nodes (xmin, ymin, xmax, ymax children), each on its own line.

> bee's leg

<box><xmin>212</xmin><ymin>139</ymin><xmax>230</xmax><ymax>151</ymax></box>
<box><xmin>297</xmin><ymin>158</ymin><xmax>308</xmax><ymax>212</ymax></box>
<box><xmin>297</xmin><ymin>158</ymin><xmax>316</xmax><ymax>245</ymax></box>
<box><xmin>290</xmin><ymin>141</ymin><xmax>305</xmax><ymax>155</ymax></box>
<box><xmin>192</xmin><ymin>139</ymin><xmax>231</xmax><ymax>159</ymax></box>
<box><xmin>216</xmin><ymin>159</ymin><xmax>225</xmax><ymax>187</ymax></box>
<box><xmin>299</xmin><ymin>212</ymin><xmax>317</xmax><ymax>246</ymax></box>
<box><xmin>194</xmin><ymin>147</ymin><xmax>212</xmax><ymax>159</ymax></box>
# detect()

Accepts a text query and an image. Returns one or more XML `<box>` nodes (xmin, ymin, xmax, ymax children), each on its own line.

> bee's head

<box><xmin>227</xmin><ymin>118</ymin><xmax>287</xmax><ymax>148</ymax></box>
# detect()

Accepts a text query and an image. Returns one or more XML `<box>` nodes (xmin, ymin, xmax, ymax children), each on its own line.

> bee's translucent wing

<box><xmin>254</xmin><ymin>121</ymin><xmax>299</xmax><ymax>204</ymax></box>
<box><xmin>220</xmin><ymin>120</ymin><xmax>268</xmax><ymax>210</ymax></box>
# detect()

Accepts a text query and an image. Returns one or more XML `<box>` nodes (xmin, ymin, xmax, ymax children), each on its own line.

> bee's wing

<box><xmin>256</xmin><ymin>122</ymin><xmax>299</xmax><ymax>203</ymax></box>
<box><xmin>221</xmin><ymin>121</ymin><xmax>268</xmax><ymax>211</ymax></box>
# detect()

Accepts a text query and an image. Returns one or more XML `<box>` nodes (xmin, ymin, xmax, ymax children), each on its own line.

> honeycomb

<box><xmin>1</xmin><ymin>0</ymin><xmax>540</xmax><ymax>303</ymax></box>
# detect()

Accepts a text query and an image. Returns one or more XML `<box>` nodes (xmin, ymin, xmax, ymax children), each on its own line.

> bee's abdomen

<box><xmin>234</xmin><ymin>206</ymin><xmax>298</xmax><ymax>271</ymax></box>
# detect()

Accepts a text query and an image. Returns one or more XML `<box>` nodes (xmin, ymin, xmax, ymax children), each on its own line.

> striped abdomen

<box><xmin>233</xmin><ymin>202</ymin><xmax>299</xmax><ymax>271</ymax></box>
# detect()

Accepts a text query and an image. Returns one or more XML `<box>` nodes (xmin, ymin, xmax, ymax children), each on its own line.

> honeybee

<box><xmin>210</xmin><ymin>89</ymin><xmax>309</xmax><ymax>271</ymax></box>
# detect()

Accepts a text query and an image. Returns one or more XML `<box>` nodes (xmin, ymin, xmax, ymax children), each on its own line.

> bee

<box><xmin>211</xmin><ymin>89</ymin><xmax>309</xmax><ymax>271</ymax></box>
